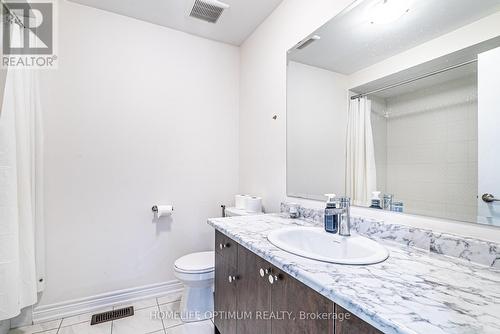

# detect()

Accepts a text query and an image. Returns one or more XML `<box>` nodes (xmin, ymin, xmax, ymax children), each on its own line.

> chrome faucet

<box><xmin>337</xmin><ymin>197</ymin><xmax>351</xmax><ymax>237</ymax></box>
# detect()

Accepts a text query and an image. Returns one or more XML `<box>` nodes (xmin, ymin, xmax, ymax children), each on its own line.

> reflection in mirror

<box><xmin>286</xmin><ymin>0</ymin><xmax>500</xmax><ymax>226</ymax></box>
<box><xmin>352</xmin><ymin>58</ymin><xmax>478</xmax><ymax>222</ymax></box>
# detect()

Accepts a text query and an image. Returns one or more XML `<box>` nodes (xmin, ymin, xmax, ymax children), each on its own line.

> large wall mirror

<box><xmin>286</xmin><ymin>0</ymin><xmax>500</xmax><ymax>226</ymax></box>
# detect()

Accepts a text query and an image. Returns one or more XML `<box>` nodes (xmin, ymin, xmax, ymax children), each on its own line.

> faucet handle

<box><xmin>338</xmin><ymin>197</ymin><xmax>351</xmax><ymax>207</ymax></box>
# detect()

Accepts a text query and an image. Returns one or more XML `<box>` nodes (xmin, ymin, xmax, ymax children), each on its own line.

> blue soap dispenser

<box><xmin>324</xmin><ymin>194</ymin><xmax>338</xmax><ymax>234</ymax></box>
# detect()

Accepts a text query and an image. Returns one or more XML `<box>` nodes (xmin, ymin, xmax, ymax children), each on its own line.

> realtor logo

<box><xmin>2</xmin><ymin>0</ymin><xmax>57</xmax><ymax>68</ymax></box>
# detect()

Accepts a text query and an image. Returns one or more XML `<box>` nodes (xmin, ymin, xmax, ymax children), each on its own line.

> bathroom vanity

<box><xmin>209</xmin><ymin>213</ymin><xmax>500</xmax><ymax>334</ymax></box>
<box><xmin>214</xmin><ymin>230</ymin><xmax>381</xmax><ymax>334</ymax></box>
<box><xmin>210</xmin><ymin>0</ymin><xmax>500</xmax><ymax>333</ymax></box>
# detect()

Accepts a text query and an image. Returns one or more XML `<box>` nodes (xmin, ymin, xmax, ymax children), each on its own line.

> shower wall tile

<box><xmin>377</xmin><ymin>77</ymin><xmax>478</xmax><ymax>223</ymax></box>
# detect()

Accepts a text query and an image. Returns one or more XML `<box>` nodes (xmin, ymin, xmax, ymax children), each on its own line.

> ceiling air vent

<box><xmin>189</xmin><ymin>0</ymin><xmax>230</xmax><ymax>23</ymax></box>
<box><xmin>295</xmin><ymin>35</ymin><xmax>321</xmax><ymax>50</ymax></box>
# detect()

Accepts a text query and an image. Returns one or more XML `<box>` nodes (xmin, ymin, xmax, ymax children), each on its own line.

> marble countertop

<box><xmin>207</xmin><ymin>214</ymin><xmax>500</xmax><ymax>334</ymax></box>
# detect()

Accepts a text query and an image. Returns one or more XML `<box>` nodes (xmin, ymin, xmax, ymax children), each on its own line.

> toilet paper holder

<box><xmin>152</xmin><ymin>205</ymin><xmax>174</xmax><ymax>218</ymax></box>
<box><xmin>152</xmin><ymin>205</ymin><xmax>174</xmax><ymax>213</ymax></box>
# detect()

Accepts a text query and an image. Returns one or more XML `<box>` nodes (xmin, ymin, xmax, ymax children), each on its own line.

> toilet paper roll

<box><xmin>235</xmin><ymin>195</ymin><xmax>248</xmax><ymax>209</ymax></box>
<box><xmin>153</xmin><ymin>205</ymin><xmax>174</xmax><ymax>218</ymax></box>
<box><xmin>245</xmin><ymin>196</ymin><xmax>262</xmax><ymax>213</ymax></box>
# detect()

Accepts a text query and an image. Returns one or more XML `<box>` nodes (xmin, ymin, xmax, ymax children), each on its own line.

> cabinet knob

<box><xmin>228</xmin><ymin>275</ymin><xmax>238</xmax><ymax>283</ymax></box>
<box><xmin>219</xmin><ymin>242</ymin><xmax>230</xmax><ymax>250</ymax></box>
<box><xmin>259</xmin><ymin>268</ymin><xmax>271</xmax><ymax>277</ymax></box>
<box><xmin>268</xmin><ymin>274</ymin><xmax>281</xmax><ymax>285</ymax></box>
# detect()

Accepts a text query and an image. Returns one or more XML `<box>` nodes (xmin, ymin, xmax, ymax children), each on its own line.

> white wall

<box><xmin>239</xmin><ymin>1</ymin><xmax>500</xmax><ymax>242</ymax></box>
<box><xmin>239</xmin><ymin>0</ymin><xmax>354</xmax><ymax>212</ymax></box>
<box><xmin>287</xmin><ymin>61</ymin><xmax>347</xmax><ymax>198</ymax></box>
<box><xmin>478</xmin><ymin>46</ymin><xmax>500</xmax><ymax>226</ymax></box>
<box><xmin>39</xmin><ymin>1</ymin><xmax>239</xmax><ymax>306</ymax></box>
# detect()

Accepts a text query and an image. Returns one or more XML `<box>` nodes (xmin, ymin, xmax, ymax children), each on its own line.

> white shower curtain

<box><xmin>345</xmin><ymin>97</ymin><xmax>377</xmax><ymax>207</ymax></box>
<box><xmin>0</xmin><ymin>24</ymin><xmax>45</xmax><ymax>321</ymax></box>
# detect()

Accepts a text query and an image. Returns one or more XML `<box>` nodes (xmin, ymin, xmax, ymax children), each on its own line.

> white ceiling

<box><xmin>67</xmin><ymin>0</ymin><xmax>283</xmax><ymax>45</ymax></box>
<box><xmin>289</xmin><ymin>0</ymin><xmax>500</xmax><ymax>74</ymax></box>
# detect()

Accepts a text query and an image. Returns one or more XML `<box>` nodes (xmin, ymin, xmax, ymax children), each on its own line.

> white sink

<box><xmin>267</xmin><ymin>227</ymin><xmax>389</xmax><ymax>265</ymax></box>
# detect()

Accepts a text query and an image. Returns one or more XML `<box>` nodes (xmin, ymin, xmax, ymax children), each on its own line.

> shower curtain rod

<box><xmin>350</xmin><ymin>59</ymin><xmax>478</xmax><ymax>100</ymax></box>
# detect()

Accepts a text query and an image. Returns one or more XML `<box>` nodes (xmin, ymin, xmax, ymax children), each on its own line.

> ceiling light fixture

<box><xmin>368</xmin><ymin>0</ymin><xmax>411</xmax><ymax>25</ymax></box>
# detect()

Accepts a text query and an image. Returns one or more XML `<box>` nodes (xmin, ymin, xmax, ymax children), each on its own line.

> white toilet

<box><xmin>174</xmin><ymin>251</ymin><xmax>215</xmax><ymax>322</ymax></box>
<box><xmin>173</xmin><ymin>208</ymin><xmax>261</xmax><ymax>322</ymax></box>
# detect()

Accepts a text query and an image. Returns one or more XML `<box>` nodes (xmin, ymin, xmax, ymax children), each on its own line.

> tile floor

<box><xmin>9</xmin><ymin>291</ymin><xmax>214</xmax><ymax>334</ymax></box>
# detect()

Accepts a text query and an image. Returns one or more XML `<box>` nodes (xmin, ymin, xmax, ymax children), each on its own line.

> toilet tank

<box><xmin>224</xmin><ymin>207</ymin><xmax>264</xmax><ymax>217</ymax></box>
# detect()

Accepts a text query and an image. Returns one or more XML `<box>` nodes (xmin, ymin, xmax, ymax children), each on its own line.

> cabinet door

<box><xmin>214</xmin><ymin>252</ymin><xmax>238</xmax><ymax>334</ymax></box>
<box><xmin>334</xmin><ymin>305</ymin><xmax>382</xmax><ymax>334</ymax></box>
<box><xmin>215</xmin><ymin>230</ymin><xmax>238</xmax><ymax>267</ymax></box>
<box><xmin>236</xmin><ymin>245</ymin><xmax>272</xmax><ymax>334</ymax></box>
<box><xmin>270</xmin><ymin>266</ymin><xmax>334</xmax><ymax>334</ymax></box>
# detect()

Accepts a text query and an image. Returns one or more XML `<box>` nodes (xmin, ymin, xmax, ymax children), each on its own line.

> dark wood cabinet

<box><xmin>335</xmin><ymin>305</ymin><xmax>383</xmax><ymax>334</ymax></box>
<box><xmin>214</xmin><ymin>230</ymin><xmax>383</xmax><ymax>334</ymax></box>
<box><xmin>236</xmin><ymin>245</ymin><xmax>272</xmax><ymax>334</ymax></box>
<box><xmin>214</xmin><ymin>251</ymin><xmax>238</xmax><ymax>334</ymax></box>
<box><xmin>215</xmin><ymin>230</ymin><xmax>238</xmax><ymax>268</ymax></box>
<box><xmin>270</xmin><ymin>264</ymin><xmax>334</xmax><ymax>334</ymax></box>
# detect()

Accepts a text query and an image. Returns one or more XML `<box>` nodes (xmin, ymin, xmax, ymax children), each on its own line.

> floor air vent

<box><xmin>189</xmin><ymin>0</ymin><xmax>229</xmax><ymax>23</ymax></box>
<box><xmin>90</xmin><ymin>306</ymin><xmax>134</xmax><ymax>325</ymax></box>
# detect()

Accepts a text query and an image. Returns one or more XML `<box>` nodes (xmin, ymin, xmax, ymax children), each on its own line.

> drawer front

<box><xmin>215</xmin><ymin>230</ymin><xmax>238</xmax><ymax>268</ymax></box>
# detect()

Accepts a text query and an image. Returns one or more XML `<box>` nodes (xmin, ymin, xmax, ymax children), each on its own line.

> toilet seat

<box><xmin>173</xmin><ymin>251</ymin><xmax>215</xmax><ymax>323</ymax></box>
<box><xmin>174</xmin><ymin>251</ymin><xmax>214</xmax><ymax>274</ymax></box>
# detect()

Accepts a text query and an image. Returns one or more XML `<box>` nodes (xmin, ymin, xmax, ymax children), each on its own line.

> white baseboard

<box><xmin>32</xmin><ymin>280</ymin><xmax>183</xmax><ymax>324</ymax></box>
